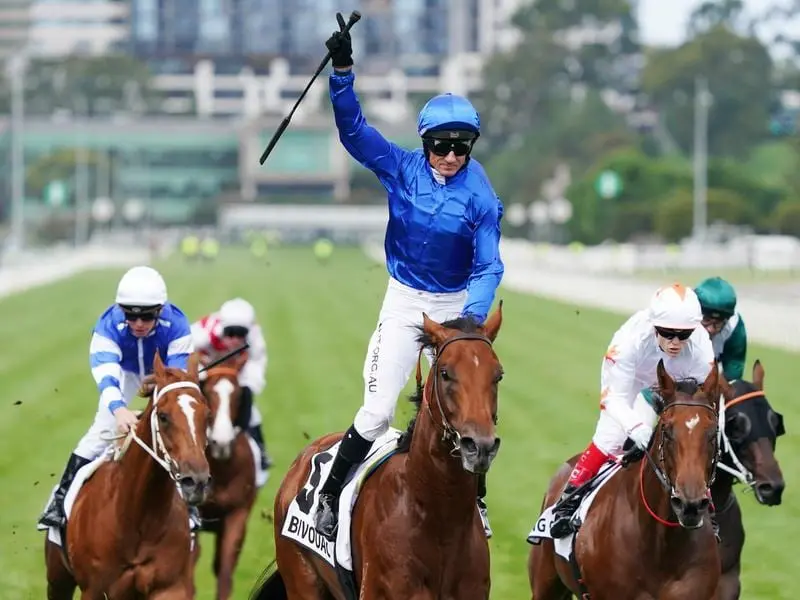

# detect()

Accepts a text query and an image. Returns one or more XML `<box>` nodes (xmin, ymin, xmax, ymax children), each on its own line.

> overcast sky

<box><xmin>637</xmin><ymin>0</ymin><xmax>799</xmax><ymax>55</ymax></box>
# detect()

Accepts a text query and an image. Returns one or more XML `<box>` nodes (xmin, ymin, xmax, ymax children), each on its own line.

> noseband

<box><xmin>415</xmin><ymin>332</ymin><xmax>494</xmax><ymax>456</ymax></box>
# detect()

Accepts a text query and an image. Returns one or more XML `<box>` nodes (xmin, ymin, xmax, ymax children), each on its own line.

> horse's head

<box><xmin>148</xmin><ymin>351</ymin><xmax>211</xmax><ymax>505</ymax></box>
<box><xmin>653</xmin><ymin>359</ymin><xmax>720</xmax><ymax>529</ymax></box>
<box><xmin>202</xmin><ymin>365</ymin><xmax>243</xmax><ymax>461</ymax></box>
<box><xmin>419</xmin><ymin>303</ymin><xmax>504</xmax><ymax>474</ymax></box>
<box><xmin>719</xmin><ymin>360</ymin><xmax>785</xmax><ymax>505</ymax></box>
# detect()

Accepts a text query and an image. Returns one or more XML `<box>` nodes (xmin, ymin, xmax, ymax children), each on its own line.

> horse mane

<box><xmin>396</xmin><ymin>316</ymin><xmax>483</xmax><ymax>453</ymax></box>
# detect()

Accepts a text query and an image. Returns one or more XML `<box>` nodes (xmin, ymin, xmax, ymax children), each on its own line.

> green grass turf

<box><xmin>0</xmin><ymin>246</ymin><xmax>796</xmax><ymax>599</ymax></box>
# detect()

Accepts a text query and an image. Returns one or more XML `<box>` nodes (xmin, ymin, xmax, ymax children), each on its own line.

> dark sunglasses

<box><xmin>424</xmin><ymin>138</ymin><xmax>474</xmax><ymax>157</ymax></box>
<box><xmin>222</xmin><ymin>325</ymin><xmax>249</xmax><ymax>338</ymax></box>
<box><xmin>655</xmin><ymin>327</ymin><xmax>694</xmax><ymax>341</ymax></box>
<box><xmin>124</xmin><ymin>311</ymin><xmax>158</xmax><ymax>322</ymax></box>
<box><xmin>120</xmin><ymin>304</ymin><xmax>161</xmax><ymax>322</ymax></box>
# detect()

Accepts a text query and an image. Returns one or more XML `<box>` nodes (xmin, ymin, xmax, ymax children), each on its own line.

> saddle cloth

<box><xmin>246</xmin><ymin>434</ymin><xmax>269</xmax><ymax>489</ymax></box>
<box><xmin>41</xmin><ymin>453</ymin><xmax>110</xmax><ymax>546</ymax></box>
<box><xmin>527</xmin><ymin>462</ymin><xmax>622</xmax><ymax>561</ymax></box>
<box><xmin>281</xmin><ymin>428</ymin><xmax>402</xmax><ymax>572</ymax></box>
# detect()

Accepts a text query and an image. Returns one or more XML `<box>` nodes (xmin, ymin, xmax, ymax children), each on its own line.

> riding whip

<box><xmin>258</xmin><ymin>10</ymin><xmax>362</xmax><ymax>165</ymax></box>
<box><xmin>198</xmin><ymin>342</ymin><xmax>250</xmax><ymax>374</ymax></box>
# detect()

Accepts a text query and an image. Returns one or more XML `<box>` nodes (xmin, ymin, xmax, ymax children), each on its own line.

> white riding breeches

<box><xmin>353</xmin><ymin>278</ymin><xmax>467</xmax><ymax>442</ymax></box>
<box><xmin>249</xmin><ymin>405</ymin><xmax>262</xmax><ymax>428</ymax></box>
<box><xmin>74</xmin><ymin>371</ymin><xmax>143</xmax><ymax>460</ymax></box>
<box><xmin>592</xmin><ymin>391</ymin><xmax>659</xmax><ymax>457</ymax></box>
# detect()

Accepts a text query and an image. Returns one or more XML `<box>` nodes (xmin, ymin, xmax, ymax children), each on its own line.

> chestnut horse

<box><xmin>44</xmin><ymin>352</ymin><xmax>211</xmax><ymax>599</ymax></box>
<box><xmin>529</xmin><ymin>360</ymin><xmax>722</xmax><ymax>600</ymax></box>
<box><xmin>251</xmin><ymin>306</ymin><xmax>504</xmax><ymax>600</ymax></box>
<box><xmin>194</xmin><ymin>362</ymin><xmax>259</xmax><ymax>600</ymax></box>
<box><xmin>714</xmin><ymin>360</ymin><xmax>785</xmax><ymax>600</ymax></box>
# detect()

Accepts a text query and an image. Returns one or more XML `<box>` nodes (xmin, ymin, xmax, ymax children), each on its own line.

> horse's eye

<box><xmin>726</xmin><ymin>412</ymin><xmax>751</xmax><ymax>441</ymax></box>
<box><xmin>157</xmin><ymin>412</ymin><xmax>169</xmax><ymax>426</ymax></box>
<box><xmin>494</xmin><ymin>372</ymin><xmax>504</xmax><ymax>384</ymax></box>
<box><xmin>439</xmin><ymin>367</ymin><xmax>451</xmax><ymax>381</ymax></box>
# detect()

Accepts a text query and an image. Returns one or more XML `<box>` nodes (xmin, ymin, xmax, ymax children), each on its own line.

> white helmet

<box><xmin>115</xmin><ymin>266</ymin><xmax>167</xmax><ymax>307</ymax></box>
<box><xmin>219</xmin><ymin>298</ymin><xmax>255</xmax><ymax>330</ymax></box>
<box><xmin>648</xmin><ymin>283</ymin><xmax>702</xmax><ymax>330</ymax></box>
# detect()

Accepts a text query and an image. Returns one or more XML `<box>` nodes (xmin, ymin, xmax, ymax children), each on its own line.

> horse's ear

<box><xmin>186</xmin><ymin>352</ymin><xmax>200</xmax><ymax>382</ymax></box>
<box><xmin>656</xmin><ymin>359</ymin><xmax>675</xmax><ymax>400</ymax></box>
<box><xmin>719</xmin><ymin>371</ymin><xmax>735</xmax><ymax>402</ymax></box>
<box><xmin>483</xmin><ymin>300</ymin><xmax>503</xmax><ymax>342</ymax></box>
<box><xmin>153</xmin><ymin>351</ymin><xmax>166</xmax><ymax>379</ymax></box>
<box><xmin>701</xmin><ymin>361</ymin><xmax>720</xmax><ymax>408</ymax></box>
<box><xmin>752</xmin><ymin>359</ymin><xmax>765</xmax><ymax>390</ymax></box>
<box><xmin>422</xmin><ymin>312</ymin><xmax>447</xmax><ymax>346</ymax></box>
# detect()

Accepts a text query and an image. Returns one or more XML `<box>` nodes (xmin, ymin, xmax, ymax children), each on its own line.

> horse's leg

<box><xmin>44</xmin><ymin>539</ymin><xmax>77</xmax><ymax>600</ymax></box>
<box><xmin>715</xmin><ymin>568</ymin><xmax>742</xmax><ymax>600</ymax></box>
<box><xmin>214</xmin><ymin>508</ymin><xmax>250</xmax><ymax>600</ymax></box>
<box><xmin>528</xmin><ymin>541</ymin><xmax>572</xmax><ymax>600</ymax></box>
<box><xmin>274</xmin><ymin>535</ymin><xmax>331</xmax><ymax>600</ymax></box>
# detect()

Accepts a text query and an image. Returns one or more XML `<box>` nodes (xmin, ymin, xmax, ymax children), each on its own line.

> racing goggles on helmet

<box><xmin>654</xmin><ymin>326</ymin><xmax>693</xmax><ymax>341</ymax></box>
<box><xmin>120</xmin><ymin>304</ymin><xmax>162</xmax><ymax>322</ymax></box>
<box><xmin>701</xmin><ymin>309</ymin><xmax>731</xmax><ymax>322</ymax></box>
<box><xmin>222</xmin><ymin>325</ymin><xmax>249</xmax><ymax>338</ymax></box>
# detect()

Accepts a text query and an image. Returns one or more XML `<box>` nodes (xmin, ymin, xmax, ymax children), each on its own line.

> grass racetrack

<box><xmin>0</xmin><ymin>246</ymin><xmax>796</xmax><ymax>599</ymax></box>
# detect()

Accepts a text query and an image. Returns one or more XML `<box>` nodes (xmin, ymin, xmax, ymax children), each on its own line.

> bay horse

<box><xmin>251</xmin><ymin>305</ymin><xmax>504</xmax><ymax>600</ymax></box>
<box><xmin>44</xmin><ymin>352</ymin><xmax>211</xmax><ymax>600</ymax></box>
<box><xmin>529</xmin><ymin>359</ymin><xmax>722</xmax><ymax>600</ymax></box>
<box><xmin>713</xmin><ymin>360</ymin><xmax>785</xmax><ymax>600</ymax></box>
<box><xmin>193</xmin><ymin>360</ymin><xmax>259</xmax><ymax>600</ymax></box>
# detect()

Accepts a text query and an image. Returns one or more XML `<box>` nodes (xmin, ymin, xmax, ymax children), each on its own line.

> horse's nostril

<box><xmin>461</xmin><ymin>437</ymin><xmax>478</xmax><ymax>454</ymax></box>
<box><xmin>698</xmin><ymin>497</ymin><xmax>710</xmax><ymax>511</ymax></box>
<box><xmin>180</xmin><ymin>476</ymin><xmax>196</xmax><ymax>488</ymax></box>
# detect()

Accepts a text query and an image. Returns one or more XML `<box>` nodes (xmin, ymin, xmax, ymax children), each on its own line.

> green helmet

<box><xmin>694</xmin><ymin>277</ymin><xmax>737</xmax><ymax>319</ymax></box>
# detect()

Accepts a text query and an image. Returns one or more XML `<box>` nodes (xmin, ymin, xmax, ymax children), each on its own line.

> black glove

<box><xmin>325</xmin><ymin>12</ymin><xmax>353</xmax><ymax>69</ymax></box>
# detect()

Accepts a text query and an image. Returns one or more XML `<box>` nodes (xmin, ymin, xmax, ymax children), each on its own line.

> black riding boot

<box><xmin>247</xmin><ymin>424</ymin><xmax>273</xmax><ymax>470</ymax></box>
<box><xmin>477</xmin><ymin>474</ymin><xmax>492</xmax><ymax>538</ymax></box>
<box><xmin>235</xmin><ymin>386</ymin><xmax>271</xmax><ymax>470</ymax></box>
<box><xmin>38</xmin><ymin>453</ymin><xmax>92</xmax><ymax>529</ymax></box>
<box><xmin>549</xmin><ymin>484</ymin><xmax>583</xmax><ymax>539</ymax></box>
<box><xmin>314</xmin><ymin>425</ymin><xmax>372</xmax><ymax>540</ymax></box>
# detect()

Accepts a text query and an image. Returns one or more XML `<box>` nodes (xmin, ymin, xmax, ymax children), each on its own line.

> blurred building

<box><xmin>1</xmin><ymin>0</ymin><xmax>130</xmax><ymax>58</ymax></box>
<box><xmin>0</xmin><ymin>0</ymin><xmax>30</xmax><ymax>61</ymax></box>
<box><xmin>129</xmin><ymin>0</ymin><xmax>526</xmax><ymax>118</ymax></box>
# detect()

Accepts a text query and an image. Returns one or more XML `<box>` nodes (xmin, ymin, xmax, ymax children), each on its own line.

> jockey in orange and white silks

<box><xmin>191</xmin><ymin>297</ymin><xmax>272</xmax><ymax>474</ymax></box>
<box><xmin>549</xmin><ymin>283</ymin><xmax>716</xmax><ymax>539</ymax></box>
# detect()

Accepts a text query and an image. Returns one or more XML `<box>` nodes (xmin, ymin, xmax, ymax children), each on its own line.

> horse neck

<box><xmin>407</xmin><ymin>381</ymin><xmax>477</xmax><ymax>524</ymax></box>
<box><xmin>710</xmin><ymin>461</ymin><xmax>735</xmax><ymax>509</ymax></box>
<box><xmin>117</xmin><ymin>405</ymin><xmax>179</xmax><ymax>533</ymax></box>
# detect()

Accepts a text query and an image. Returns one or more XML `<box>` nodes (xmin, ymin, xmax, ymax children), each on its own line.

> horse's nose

<box><xmin>671</xmin><ymin>495</ymin><xmax>710</xmax><ymax>518</ymax></box>
<box><xmin>756</xmin><ymin>480</ymin><xmax>785</xmax><ymax>505</ymax></box>
<box><xmin>178</xmin><ymin>468</ymin><xmax>211</xmax><ymax>505</ymax></box>
<box><xmin>460</xmin><ymin>435</ymin><xmax>501</xmax><ymax>473</ymax></box>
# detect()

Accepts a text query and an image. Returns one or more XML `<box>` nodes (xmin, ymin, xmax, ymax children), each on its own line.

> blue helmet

<box><xmin>417</xmin><ymin>93</ymin><xmax>480</xmax><ymax>138</ymax></box>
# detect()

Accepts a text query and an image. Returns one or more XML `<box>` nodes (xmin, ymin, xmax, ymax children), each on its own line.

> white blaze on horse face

<box><xmin>210</xmin><ymin>378</ymin><xmax>236</xmax><ymax>446</ymax></box>
<box><xmin>473</xmin><ymin>353</ymin><xmax>480</xmax><ymax>368</ymax></box>
<box><xmin>177</xmin><ymin>394</ymin><xmax>199</xmax><ymax>445</ymax></box>
<box><xmin>685</xmin><ymin>413</ymin><xmax>700</xmax><ymax>433</ymax></box>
